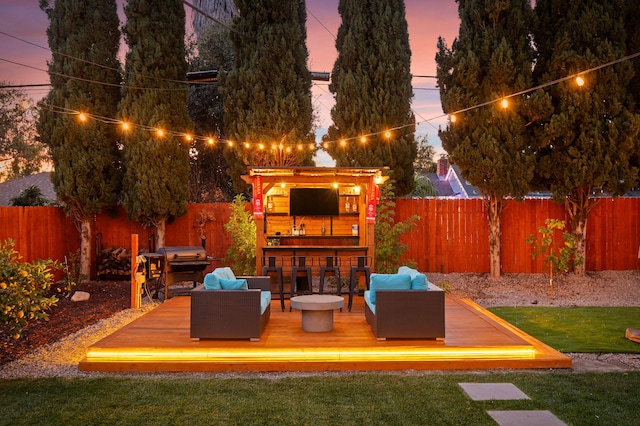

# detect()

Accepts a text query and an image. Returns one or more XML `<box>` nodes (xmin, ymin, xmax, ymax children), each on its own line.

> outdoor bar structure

<box><xmin>242</xmin><ymin>166</ymin><xmax>388</xmax><ymax>297</ymax></box>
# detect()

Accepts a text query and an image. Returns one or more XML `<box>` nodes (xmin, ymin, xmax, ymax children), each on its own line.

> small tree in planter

<box><xmin>526</xmin><ymin>218</ymin><xmax>583</xmax><ymax>297</ymax></box>
<box><xmin>223</xmin><ymin>195</ymin><xmax>256</xmax><ymax>275</ymax></box>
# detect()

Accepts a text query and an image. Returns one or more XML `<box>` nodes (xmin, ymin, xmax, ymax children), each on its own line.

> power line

<box><xmin>183</xmin><ymin>0</ymin><xmax>255</xmax><ymax>41</ymax></box>
<box><xmin>307</xmin><ymin>7</ymin><xmax>336</xmax><ymax>41</ymax></box>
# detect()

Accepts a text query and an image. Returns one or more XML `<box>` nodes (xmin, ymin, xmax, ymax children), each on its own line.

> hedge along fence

<box><xmin>1</xmin><ymin>198</ymin><xmax>639</xmax><ymax>277</ymax></box>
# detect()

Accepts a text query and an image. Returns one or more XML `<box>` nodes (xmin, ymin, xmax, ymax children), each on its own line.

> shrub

<box><xmin>223</xmin><ymin>195</ymin><xmax>256</xmax><ymax>275</ymax></box>
<box><xmin>0</xmin><ymin>239</ymin><xmax>60</xmax><ymax>339</ymax></box>
<box><xmin>374</xmin><ymin>181</ymin><xmax>420</xmax><ymax>273</ymax></box>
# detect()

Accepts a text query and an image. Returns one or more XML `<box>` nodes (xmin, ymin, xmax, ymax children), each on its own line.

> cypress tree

<box><xmin>38</xmin><ymin>0</ymin><xmax>122</xmax><ymax>278</ymax></box>
<box><xmin>120</xmin><ymin>0</ymin><xmax>193</xmax><ymax>247</ymax></box>
<box><xmin>533</xmin><ymin>0</ymin><xmax>640</xmax><ymax>275</ymax></box>
<box><xmin>221</xmin><ymin>0</ymin><xmax>315</xmax><ymax>192</ymax></box>
<box><xmin>188</xmin><ymin>24</ymin><xmax>235</xmax><ymax>202</ymax></box>
<box><xmin>325</xmin><ymin>0</ymin><xmax>415</xmax><ymax>196</ymax></box>
<box><xmin>436</xmin><ymin>0</ymin><xmax>545</xmax><ymax>278</ymax></box>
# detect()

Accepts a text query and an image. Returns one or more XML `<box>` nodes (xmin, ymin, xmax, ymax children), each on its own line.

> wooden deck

<box><xmin>79</xmin><ymin>295</ymin><xmax>571</xmax><ymax>372</ymax></box>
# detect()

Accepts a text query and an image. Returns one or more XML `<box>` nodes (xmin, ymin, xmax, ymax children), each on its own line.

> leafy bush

<box><xmin>223</xmin><ymin>195</ymin><xmax>256</xmax><ymax>275</ymax></box>
<box><xmin>526</xmin><ymin>218</ymin><xmax>584</xmax><ymax>295</ymax></box>
<box><xmin>374</xmin><ymin>181</ymin><xmax>420</xmax><ymax>273</ymax></box>
<box><xmin>0</xmin><ymin>239</ymin><xmax>59</xmax><ymax>339</ymax></box>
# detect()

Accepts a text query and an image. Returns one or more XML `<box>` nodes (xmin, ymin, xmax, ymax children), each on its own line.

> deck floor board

<box><xmin>79</xmin><ymin>294</ymin><xmax>571</xmax><ymax>372</ymax></box>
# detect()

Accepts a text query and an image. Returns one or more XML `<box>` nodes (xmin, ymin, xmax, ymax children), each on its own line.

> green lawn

<box><xmin>1</xmin><ymin>373</ymin><xmax>639</xmax><ymax>425</ymax></box>
<box><xmin>489</xmin><ymin>306</ymin><xmax>640</xmax><ymax>353</ymax></box>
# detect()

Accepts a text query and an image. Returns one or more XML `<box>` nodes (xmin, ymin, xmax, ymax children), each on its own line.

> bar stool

<box><xmin>318</xmin><ymin>256</ymin><xmax>341</xmax><ymax>295</ymax></box>
<box><xmin>262</xmin><ymin>256</ymin><xmax>285</xmax><ymax>312</ymax></box>
<box><xmin>290</xmin><ymin>256</ymin><xmax>314</xmax><ymax>299</ymax></box>
<box><xmin>348</xmin><ymin>256</ymin><xmax>371</xmax><ymax>311</ymax></box>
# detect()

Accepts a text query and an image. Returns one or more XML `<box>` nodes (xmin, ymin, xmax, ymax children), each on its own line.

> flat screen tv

<box><xmin>289</xmin><ymin>188</ymin><xmax>339</xmax><ymax>217</ymax></box>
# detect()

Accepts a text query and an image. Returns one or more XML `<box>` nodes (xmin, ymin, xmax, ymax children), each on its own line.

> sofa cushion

<box><xmin>369</xmin><ymin>273</ymin><xmax>412</xmax><ymax>304</ymax></box>
<box><xmin>213</xmin><ymin>267</ymin><xmax>236</xmax><ymax>281</ymax></box>
<box><xmin>220</xmin><ymin>278</ymin><xmax>248</xmax><ymax>290</ymax></box>
<box><xmin>203</xmin><ymin>273</ymin><xmax>222</xmax><ymax>290</ymax></box>
<box><xmin>364</xmin><ymin>290</ymin><xmax>376</xmax><ymax>314</ymax></box>
<box><xmin>260</xmin><ymin>291</ymin><xmax>272</xmax><ymax>315</ymax></box>
<box><xmin>398</xmin><ymin>266</ymin><xmax>429</xmax><ymax>290</ymax></box>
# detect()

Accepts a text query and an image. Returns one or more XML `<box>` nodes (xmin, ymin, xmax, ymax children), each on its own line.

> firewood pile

<box><xmin>97</xmin><ymin>247</ymin><xmax>131</xmax><ymax>278</ymax></box>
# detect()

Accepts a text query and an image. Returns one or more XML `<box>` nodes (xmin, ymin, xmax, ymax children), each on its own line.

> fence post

<box><xmin>131</xmin><ymin>234</ymin><xmax>140</xmax><ymax>308</ymax></box>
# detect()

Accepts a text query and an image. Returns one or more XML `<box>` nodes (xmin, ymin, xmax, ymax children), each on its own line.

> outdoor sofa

<box><xmin>190</xmin><ymin>267</ymin><xmax>271</xmax><ymax>341</ymax></box>
<box><xmin>364</xmin><ymin>266</ymin><xmax>445</xmax><ymax>340</ymax></box>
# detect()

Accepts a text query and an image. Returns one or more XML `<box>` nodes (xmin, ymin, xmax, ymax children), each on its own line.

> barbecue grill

<box><xmin>145</xmin><ymin>246</ymin><xmax>214</xmax><ymax>300</ymax></box>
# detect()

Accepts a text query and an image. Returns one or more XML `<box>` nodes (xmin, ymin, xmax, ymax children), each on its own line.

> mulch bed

<box><xmin>1</xmin><ymin>280</ymin><xmax>130</xmax><ymax>366</ymax></box>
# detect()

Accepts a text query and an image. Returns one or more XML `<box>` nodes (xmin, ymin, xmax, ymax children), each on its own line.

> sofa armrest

<box><xmin>370</xmin><ymin>289</ymin><xmax>445</xmax><ymax>339</ymax></box>
<box><xmin>238</xmin><ymin>276</ymin><xmax>271</xmax><ymax>291</ymax></box>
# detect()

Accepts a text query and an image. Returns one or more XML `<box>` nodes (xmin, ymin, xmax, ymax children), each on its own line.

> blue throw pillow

<box><xmin>369</xmin><ymin>273</ymin><xmax>411</xmax><ymax>304</ymax></box>
<box><xmin>203</xmin><ymin>273</ymin><xmax>221</xmax><ymax>290</ymax></box>
<box><xmin>212</xmin><ymin>267</ymin><xmax>236</xmax><ymax>281</ymax></box>
<box><xmin>398</xmin><ymin>266</ymin><xmax>429</xmax><ymax>290</ymax></box>
<box><xmin>220</xmin><ymin>278</ymin><xmax>248</xmax><ymax>290</ymax></box>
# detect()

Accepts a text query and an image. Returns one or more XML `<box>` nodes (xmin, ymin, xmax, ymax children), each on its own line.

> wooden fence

<box><xmin>1</xmin><ymin>198</ymin><xmax>639</xmax><ymax>277</ymax></box>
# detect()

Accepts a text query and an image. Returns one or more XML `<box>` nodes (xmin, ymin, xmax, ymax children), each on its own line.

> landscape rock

<box><xmin>71</xmin><ymin>291</ymin><xmax>90</xmax><ymax>302</ymax></box>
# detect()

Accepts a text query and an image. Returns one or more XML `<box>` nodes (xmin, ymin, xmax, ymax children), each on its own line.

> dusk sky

<box><xmin>0</xmin><ymin>0</ymin><xmax>460</xmax><ymax>160</ymax></box>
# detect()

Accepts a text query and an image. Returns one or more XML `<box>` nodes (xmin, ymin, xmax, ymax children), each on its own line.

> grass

<box><xmin>1</xmin><ymin>373</ymin><xmax>640</xmax><ymax>425</ymax></box>
<box><xmin>489</xmin><ymin>306</ymin><xmax>640</xmax><ymax>353</ymax></box>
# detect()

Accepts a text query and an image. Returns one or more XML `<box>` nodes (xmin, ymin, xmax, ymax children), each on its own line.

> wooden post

<box><xmin>131</xmin><ymin>234</ymin><xmax>140</xmax><ymax>308</ymax></box>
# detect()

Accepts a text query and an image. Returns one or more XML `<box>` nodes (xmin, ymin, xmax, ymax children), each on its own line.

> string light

<box><xmin>35</xmin><ymin>50</ymin><xmax>640</xmax><ymax>153</ymax></box>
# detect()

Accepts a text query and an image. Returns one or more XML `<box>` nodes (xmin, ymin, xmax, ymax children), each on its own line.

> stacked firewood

<box><xmin>97</xmin><ymin>247</ymin><xmax>131</xmax><ymax>278</ymax></box>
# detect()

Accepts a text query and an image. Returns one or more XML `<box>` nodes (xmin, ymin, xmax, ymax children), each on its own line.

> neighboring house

<box><xmin>0</xmin><ymin>172</ymin><xmax>57</xmax><ymax>206</ymax></box>
<box><xmin>423</xmin><ymin>157</ymin><xmax>482</xmax><ymax>198</ymax></box>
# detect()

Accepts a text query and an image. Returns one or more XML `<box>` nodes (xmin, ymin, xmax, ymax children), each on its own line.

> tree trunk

<box><xmin>565</xmin><ymin>188</ymin><xmax>596</xmax><ymax>277</ymax></box>
<box><xmin>487</xmin><ymin>195</ymin><xmax>502</xmax><ymax>278</ymax></box>
<box><xmin>156</xmin><ymin>218</ymin><xmax>166</xmax><ymax>248</ymax></box>
<box><xmin>79</xmin><ymin>218</ymin><xmax>91</xmax><ymax>281</ymax></box>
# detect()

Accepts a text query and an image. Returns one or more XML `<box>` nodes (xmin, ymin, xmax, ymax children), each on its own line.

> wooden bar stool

<box><xmin>290</xmin><ymin>256</ymin><xmax>314</xmax><ymax>300</ymax></box>
<box><xmin>318</xmin><ymin>256</ymin><xmax>341</xmax><ymax>295</ymax></box>
<box><xmin>349</xmin><ymin>256</ymin><xmax>371</xmax><ymax>311</ymax></box>
<box><xmin>261</xmin><ymin>256</ymin><xmax>285</xmax><ymax>312</ymax></box>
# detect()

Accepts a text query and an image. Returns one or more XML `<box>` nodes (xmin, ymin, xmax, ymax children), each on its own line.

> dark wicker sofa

<box><xmin>364</xmin><ymin>281</ymin><xmax>445</xmax><ymax>340</ymax></box>
<box><xmin>190</xmin><ymin>276</ymin><xmax>271</xmax><ymax>341</ymax></box>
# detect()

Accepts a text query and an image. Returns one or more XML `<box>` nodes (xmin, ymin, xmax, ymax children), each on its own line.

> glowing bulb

<box><xmin>207</xmin><ymin>137</ymin><xmax>214</xmax><ymax>145</ymax></box>
<box><xmin>259</xmin><ymin>143</ymin><xmax>265</xmax><ymax>150</ymax></box>
<box><xmin>576</xmin><ymin>76</ymin><xmax>585</xmax><ymax>87</ymax></box>
<box><xmin>384</xmin><ymin>130</ymin><xmax>391</xmax><ymax>139</ymax></box>
<box><xmin>227</xmin><ymin>141</ymin><xmax>234</xmax><ymax>147</ymax></box>
<box><xmin>156</xmin><ymin>129</ymin><xmax>164</xmax><ymax>137</ymax></box>
<box><xmin>340</xmin><ymin>139</ymin><xmax>346</xmax><ymax>147</ymax></box>
<box><xmin>280</xmin><ymin>182</ymin><xmax>285</xmax><ymax>188</ymax></box>
<box><xmin>244</xmin><ymin>142</ymin><xmax>250</xmax><ymax>149</ymax></box>
<box><xmin>332</xmin><ymin>182</ymin><xmax>338</xmax><ymax>189</ymax></box>
<box><xmin>309</xmin><ymin>143</ymin><xmax>315</xmax><ymax>150</ymax></box>
<box><xmin>500</xmin><ymin>98</ymin><xmax>508</xmax><ymax>109</ymax></box>
<box><xmin>121</xmin><ymin>122</ymin><xmax>130</xmax><ymax>131</ymax></box>
<box><xmin>297</xmin><ymin>144</ymin><xmax>303</xmax><ymax>151</ymax></box>
<box><xmin>360</xmin><ymin>136</ymin><xmax>367</xmax><ymax>143</ymax></box>
<box><xmin>323</xmin><ymin>142</ymin><xmax>329</xmax><ymax>149</ymax></box>
<box><xmin>184</xmin><ymin>134</ymin><xmax>192</xmax><ymax>142</ymax></box>
<box><xmin>450</xmin><ymin>114</ymin><xmax>457</xmax><ymax>123</ymax></box>
<box><xmin>78</xmin><ymin>113</ymin><xmax>87</xmax><ymax>122</ymax></box>
<box><xmin>285</xmin><ymin>147</ymin><xmax>292</xmax><ymax>153</ymax></box>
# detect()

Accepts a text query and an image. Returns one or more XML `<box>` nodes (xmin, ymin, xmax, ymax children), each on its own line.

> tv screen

<box><xmin>289</xmin><ymin>188</ymin><xmax>339</xmax><ymax>217</ymax></box>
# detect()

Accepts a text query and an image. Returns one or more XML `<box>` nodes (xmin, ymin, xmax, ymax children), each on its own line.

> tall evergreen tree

<box><xmin>436</xmin><ymin>0</ymin><xmax>546</xmax><ymax>278</ymax></box>
<box><xmin>120</xmin><ymin>0</ymin><xmax>193</xmax><ymax>247</ymax></box>
<box><xmin>533</xmin><ymin>0</ymin><xmax>640</xmax><ymax>276</ymax></box>
<box><xmin>221</xmin><ymin>0</ymin><xmax>315</xmax><ymax>192</ymax></box>
<box><xmin>38</xmin><ymin>0</ymin><xmax>122</xmax><ymax>278</ymax></box>
<box><xmin>188</xmin><ymin>17</ymin><xmax>235</xmax><ymax>202</ymax></box>
<box><xmin>325</xmin><ymin>0</ymin><xmax>415</xmax><ymax>196</ymax></box>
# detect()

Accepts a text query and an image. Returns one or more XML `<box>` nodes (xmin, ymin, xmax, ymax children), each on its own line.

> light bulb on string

<box><xmin>576</xmin><ymin>76</ymin><xmax>585</xmax><ymax>87</ymax></box>
<box><xmin>227</xmin><ymin>140</ymin><xmax>234</xmax><ymax>147</ymax></box>
<box><xmin>207</xmin><ymin>137</ymin><xmax>214</xmax><ymax>145</ymax></box>
<box><xmin>360</xmin><ymin>136</ymin><xmax>367</xmax><ymax>143</ymax></box>
<box><xmin>500</xmin><ymin>98</ymin><xmax>509</xmax><ymax>109</ymax></box>
<box><xmin>340</xmin><ymin>139</ymin><xmax>346</xmax><ymax>147</ymax></box>
<box><xmin>78</xmin><ymin>112</ymin><xmax>87</xmax><ymax>122</ymax></box>
<box><xmin>121</xmin><ymin>121</ymin><xmax>130</xmax><ymax>131</ymax></box>
<box><xmin>156</xmin><ymin>129</ymin><xmax>164</xmax><ymax>137</ymax></box>
<box><xmin>450</xmin><ymin>114</ymin><xmax>457</xmax><ymax>123</ymax></box>
<box><xmin>323</xmin><ymin>141</ymin><xmax>329</xmax><ymax>149</ymax></box>
<box><xmin>184</xmin><ymin>134</ymin><xmax>192</xmax><ymax>142</ymax></box>
<box><xmin>384</xmin><ymin>130</ymin><xmax>391</xmax><ymax>139</ymax></box>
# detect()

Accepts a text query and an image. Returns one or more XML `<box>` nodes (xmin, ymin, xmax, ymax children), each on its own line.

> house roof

<box><xmin>0</xmin><ymin>172</ymin><xmax>56</xmax><ymax>206</ymax></box>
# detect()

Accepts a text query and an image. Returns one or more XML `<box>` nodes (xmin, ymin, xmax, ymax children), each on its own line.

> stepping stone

<box><xmin>487</xmin><ymin>410</ymin><xmax>567</xmax><ymax>426</ymax></box>
<box><xmin>459</xmin><ymin>383</ymin><xmax>530</xmax><ymax>400</ymax></box>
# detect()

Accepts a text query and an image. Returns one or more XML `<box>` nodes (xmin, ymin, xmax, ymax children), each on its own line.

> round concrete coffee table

<box><xmin>290</xmin><ymin>295</ymin><xmax>344</xmax><ymax>332</ymax></box>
